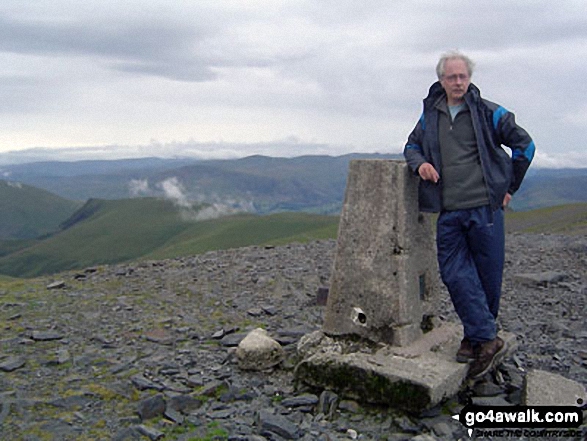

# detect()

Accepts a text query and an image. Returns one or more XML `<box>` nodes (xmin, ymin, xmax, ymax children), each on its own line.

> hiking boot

<box><xmin>467</xmin><ymin>337</ymin><xmax>507</xmax><ymax>379</ymax></box>
<box><xmin>456</xmin><ymin>338</ymin><xmax>475</xmax><ymax>363</ymax></box>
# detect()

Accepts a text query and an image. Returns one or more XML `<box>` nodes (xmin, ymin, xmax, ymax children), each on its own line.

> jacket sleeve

<box><xmin>494</xmin><ymin>108</ymin><xmax>535</xmax><ymax>194</ymax></box>
<box><xmin>403</xmin><ymin>115</ymin><xmax>427</xmax><ymax>175</ymax></box>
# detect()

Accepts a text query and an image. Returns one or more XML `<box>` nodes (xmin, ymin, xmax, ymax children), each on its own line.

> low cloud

<box><xmin>0</xmin><ymin>138</ymin><xmax>347</xmax><ymax>165</ymax></box>
<box><xmin>128</xmin><ymin>178</ymin><xmax>150</xmax><ymax>196</ymax></box>
<box><xmin>158</xmin><ymin>177</ymin><xmax>191</xmax><ymax>208</ymax></box>
<box><xmin>155</xmin><ymin>176</ymin><xmax>255</xmax><ymax>221</ymax></box>
<box><xmin>183</xmin><ymin>201</ymin><xmax>253</xmax><ymax>222</ymax></box>
<box><xmin>532</xmin><ymin>150</ymin><xmax>587</xmax><ymax>169</ymax></box>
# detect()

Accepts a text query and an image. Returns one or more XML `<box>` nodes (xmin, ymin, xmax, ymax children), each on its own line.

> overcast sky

<box><xmin>1</xmin><ymin>0</ymin><xmax>586</xmax><ymax>167</ymax></box>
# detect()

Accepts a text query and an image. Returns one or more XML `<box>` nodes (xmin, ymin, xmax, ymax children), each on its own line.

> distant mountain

<box><xmin>510</xmin><ymin>169</ymin><xmax>587</xmax><ymax>211</ymax></box>
<box><xmin>0</xmin><ymin>197</ymin><xmax>339</xmax><ymax>278</ymax></box>
<box><xmin>150</xmin><ymin>154</ymin><xmax>385</xmax><ymax>213</ymax></box>
<box><xmin>0</xmin><ymin>157</ymin><xmax>196</xmax><ymax>178</ymax></box>
<box><xmin>0</xmin><ymin>157</ymin><xmax>198</xmax><ymax>201</ymax></box>
<box><xmin>0</xmin><ymin>180</ymin><xmax>82</xmax><ymax>240</ymax></box>
<box><xmin>1</xmin><ymin>154</ymin><xmax>585</xmax><ymax>212</ymax></box>
<box><xmin>0</xmin><ymin>154</ymin><xmax>401</xmax><ymax>212</ymax></box>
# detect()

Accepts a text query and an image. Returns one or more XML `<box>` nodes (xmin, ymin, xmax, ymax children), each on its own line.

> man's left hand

<box><xmin>503</xmin><ymin>193</ymin><xmax>512</xmax><ymax>207</ymax></box>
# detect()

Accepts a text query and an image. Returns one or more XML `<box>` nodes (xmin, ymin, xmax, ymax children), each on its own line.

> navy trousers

<box><xmin>436</xmin><ymin>205</ymin><xmax>505</xmax><ymax>343</ymax></box>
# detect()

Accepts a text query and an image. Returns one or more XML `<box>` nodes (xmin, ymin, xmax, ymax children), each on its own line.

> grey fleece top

<box><xmin>436</xmin><ymin>97</ymin><xmax>489</xmax><ymax>210</ymax></box>
<box><xmin>404</xmin><ymin>82</ymin><xmax>535</xmax><ymax>213</ymax></box>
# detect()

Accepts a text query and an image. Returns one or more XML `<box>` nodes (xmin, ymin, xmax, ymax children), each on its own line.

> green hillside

<box><xmin>1</xmin><ymin>191</ymin><xmax>583</xmax><ymax>279</ymax></box>
<box><xmin>145</xmin><ymin>211</ymin><xmax>339</xmax><ymax>260</ymax></box>
<box><xmin>0</xmin><ymin>180</ymin><xmax>82</xmax><ymax>240</ymax></box>
<box><xmin>0</xmin><ymin>197</ymin><xmax>339</xmax><ymax>278</ymax></box>
<box><xmin>505</xmin><ymin>203</ymin><xmax>587</xmax><ymax>235</ymax></box>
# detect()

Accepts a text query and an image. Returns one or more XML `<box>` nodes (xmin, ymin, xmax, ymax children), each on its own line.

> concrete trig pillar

<box><xmin>323</xmin><ymin>159</ymin><xmax>439</xmax><ymax>346</ymax></box>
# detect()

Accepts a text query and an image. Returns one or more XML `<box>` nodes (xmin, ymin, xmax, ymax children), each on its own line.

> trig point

<box><xmin>322</xmin><ymin>159</ymin><xmax>439</xmax><ymax>346</ymax></box>
<box><xmin>295</xmin><ymin>160</ymin><xmax>517</xmax><ymax>411</ymax></box>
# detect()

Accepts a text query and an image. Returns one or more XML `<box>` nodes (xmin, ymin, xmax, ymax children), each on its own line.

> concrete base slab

<box><xmin>295</xmin><ymin>323</ymin><xmax>518</xmax><ymax>412</ymax></box>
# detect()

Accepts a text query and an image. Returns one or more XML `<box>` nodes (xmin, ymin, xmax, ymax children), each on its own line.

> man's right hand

<box><xmin>418</xmin><ymin>162</ymin><xmax>440</xmax><ymax>183</ymax></box>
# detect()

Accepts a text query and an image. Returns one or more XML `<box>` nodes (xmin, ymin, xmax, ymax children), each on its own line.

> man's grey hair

<box><xmin>436</xmin><ymin>50</ymin><xmax>475</xmax><ymax>80</ymax></box>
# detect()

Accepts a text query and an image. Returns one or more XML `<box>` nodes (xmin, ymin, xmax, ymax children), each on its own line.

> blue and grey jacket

<box><xmin>404</xmin><ymin>82</ymin><xmax>535</xmax><ymax>213</ymax></box>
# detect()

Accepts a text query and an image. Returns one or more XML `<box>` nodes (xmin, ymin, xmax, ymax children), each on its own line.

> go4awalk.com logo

<box><xmin>452</xmin><ymin>405</ymin><xmax>584</xmax><ymax>438</ymax></box>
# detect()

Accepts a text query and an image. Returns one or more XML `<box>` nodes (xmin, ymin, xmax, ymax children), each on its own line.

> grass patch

<box><xmin>186</xmin><ymin>421</ymin><xmax>229</xmax><ymax>441</ymax></box>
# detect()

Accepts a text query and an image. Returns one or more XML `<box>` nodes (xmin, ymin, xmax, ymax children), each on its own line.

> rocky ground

<box><xmin>0</xmin><ymin>233</ymin><xmax>585</xmax><ymax>440</ymax></box>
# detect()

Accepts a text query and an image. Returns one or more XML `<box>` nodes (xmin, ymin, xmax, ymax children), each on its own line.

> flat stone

<box><xmin>0</xmin><ymin>356</ymin><xmax>26</xmax><ymax>372</ymax></box>
<box><xmin>131</xmin><ymin>375</ymin><xmax>164</xmax><ymax>392</ymax></box>
<box><xmin>47</xmin><ymin>281</ymin><xmax>66</xmax><ymax>290</ymax></box>
<box><xmin>471</xmin><ymin>396</ymin><xmax>512</xmax><ymax>406</ymax></box>
<box><xmin>137</xmin><ymin>394</ymin><xmax>166</xmax><ymax>421</ymax></box>
<box><xmin>163</xmin><ymin>407</ymin><xmax>184</xmax><ymax>424</ymax></box>
<box><xmin>211</xmin><ymin>329</ymin><xmax>225</xmax><ymax>339</ymax></box>
<box><xmin>167</xmin><ymin>395</ymin><xmax>203</xmax><ymax>414</ymax></box>
<box><xmin>247</xmin><ymin>307</ymin><xmax>263</xmax><ymax>316</ymax></box>
<box><xmin>143</xmin><ymin>329</ymin><xmax>174</xmax><ymax>345</ymax></box>
<box><xmin>50</xmin><ymin>395</ymin><xmax>93</xmax><ymax>410</ymax></box>
<box><xmin>280</xmin><ymin>393</ymin><xmax>319</xmax><ymax>408</ymax></box>
<box><xmin>411</xmin><ymin>435</ymin><xmax>438</xmax><ymax>441</ymax></box>
<box><xmin>39</xmin><ymin>419</ymin><xmax>83</xmax><ymax>439</ymax></box>
<box><xmin>523</xmin><ymin>369</ymin><xmax>586</xmax><ymax>406</ymax></box>
<box><xmin>112</xmin><ymin>428</ymin><xmax>142</xmax><ymax>441</ymax></box>
<box><xmin>32</xmin><ymin>331</ymin><xmax>64</xmax><ymax>341</ymax></box>
<box><xmin>473</xmin><ymin>381</ymin><xmax>504</xmax><ymax>397</ymax></box>
<box><xmin>295</xmin><ymin>326</ymin><xmax>518</xmax><ymax>411</ymax></box>
<box><xmin>136</xmin><ymin>424</ymin><xmax>164</xmax><ymax>440</ymax></box>
<box><xmin>208</xmin><ymin>408</ymin><xmax>235</xmax><ymax>419</ymax></box>
<box><xmin>198</xmin><ymin>380</ymin><xmax>227</xmax><ymax>397</ymax></box>
<box><xmin>220</xmin><ymin>332</ymin><xmax>247</xmax><ymax>347</ymax></box>
<box><xmin>186</xmin><ymin>375</ymin><xmax>204</xmax><ymax>388</ymax></box>
<box><xmin>431</xmin><ymin>421</ymin><xmax>458</xmax><ymax>439</ymax></box>
<box><xmin>513</xmin><ymin>271</ymin><xmax>567</xmax><ymax>287</ymax></box>
<box><xmin>256</xmin><ymin>409</ymin><xmax>300</xmax><ymax>440</ymax></box>
<box><xmin>261</xmin><ymin>305</ymin><xmax>278</xmax><ymax>316</ymax></box>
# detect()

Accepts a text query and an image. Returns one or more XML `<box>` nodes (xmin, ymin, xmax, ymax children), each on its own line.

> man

<box><xmin>403</xmin><ymin>50</ymin><xmax>535</xmax><ymax>379</ymax></box>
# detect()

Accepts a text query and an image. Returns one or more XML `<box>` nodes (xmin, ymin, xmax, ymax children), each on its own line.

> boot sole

<box><xmin>456</xmin><ymin>354</ymin><xmax>475</xmax><ymax>363</ymax></box>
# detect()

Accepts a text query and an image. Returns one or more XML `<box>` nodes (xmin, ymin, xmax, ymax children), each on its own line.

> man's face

<box><xmin>440</xmin><ymin>58</ymin><xmax>470</xmax><ymax>105</ymax></box>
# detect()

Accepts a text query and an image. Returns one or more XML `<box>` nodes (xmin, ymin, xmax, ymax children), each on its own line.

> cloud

<box><xmin>0</xmin><ymin>138</ymin><xmax>349</xmax><ymax>165</ymax></box>
<box><xmin>0</xmin><ymin>1</ymin><xmax>586</xmax><ymax>167</ymax></box>
<box><xmin>155</xmin><ymin>176</ymin><xmax>255</xmax><ymax>221</ymax></box>
<box><xmin>186</xmin><ymin>201</ymin><xmax>255</xmax><ymax>222</ymax></box>
<box><xmin>0</xmin><ymin>14</ymin><xmax>219</xmax><ymax>83</ymax></box>
<box><xmin>158</xmin><ymin>177</ymin><xmax>190</xmax><ymax>208</ymax></box>
<box><xmin>128</xmin><ymin>179</ymin><xmax>150</xmax><ymax>196</ymax></box>
<box><xmin>532</xmin><ymin>150</ymin><xmax>587</xmax><ymax>169</ymax></box>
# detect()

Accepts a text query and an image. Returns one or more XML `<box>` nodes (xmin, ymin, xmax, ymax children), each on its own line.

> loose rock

<box><xmin>0</xmin><ymin>236</ymin><xmax>584</xmax><ymax>440</ymax></box>
<box><xmin>236</xmin><ymin>328</ymin><xmax>285</xmax><ymax>371</ymax></box>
